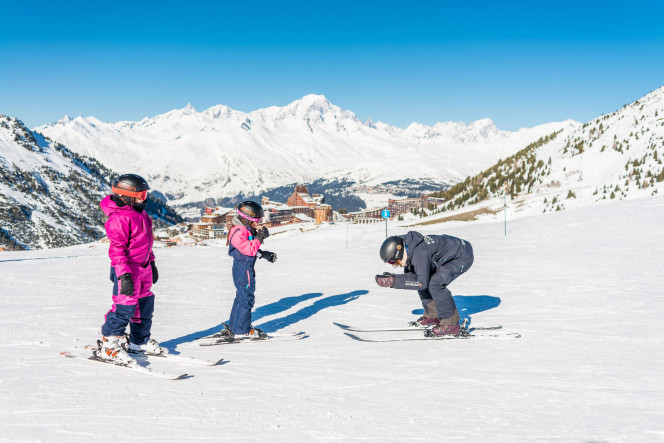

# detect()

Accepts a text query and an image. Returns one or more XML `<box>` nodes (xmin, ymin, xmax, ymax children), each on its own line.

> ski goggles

<box><xmin>112</xmin><ymin>185</ymin><xmax>149</xmax><ymax>201</ymax></box>
<box><xmin>237</xmin><ymin>208</ymin><xmax>262</xmax><ymax>223</ymax></box>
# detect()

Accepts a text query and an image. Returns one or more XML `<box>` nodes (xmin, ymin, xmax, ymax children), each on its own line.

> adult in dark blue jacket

<box><xmin>376</xmin><ymin>231</ymin><xmax>474</xmax><ymax>336</ymax></box>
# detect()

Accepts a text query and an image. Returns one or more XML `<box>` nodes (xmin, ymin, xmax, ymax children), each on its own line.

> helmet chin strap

<box><xmin>119</xmin><ymin>195</ymin><xmax>132</xmax><ymax>206</ymax></box>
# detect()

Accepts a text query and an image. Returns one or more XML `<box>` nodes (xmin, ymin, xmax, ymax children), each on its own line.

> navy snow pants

<box><xmin>101</xmin><ymin>266</ymin><xmax>155</xmax><ymax>345</ymax></box>
<box><xmin>228</xmin><ymin>259</ymin><xmax>256</xmax><ymax>334</ymax></box>
<box><xmin>418</xmin><ymin>241</ymin><xmax>474</xmax><ymax>324</ymax></box>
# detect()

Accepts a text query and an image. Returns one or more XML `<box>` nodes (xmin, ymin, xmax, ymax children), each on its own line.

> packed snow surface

<box><xmin>1</xmin><ymin>196</ymin><xmax>663</xmax><ymax>441</ymax></box>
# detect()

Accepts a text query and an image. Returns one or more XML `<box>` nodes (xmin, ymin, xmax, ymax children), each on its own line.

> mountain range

<box><xmin>36</xmin><ymin>95</ymin><xmax>577</xmax><ymax>216</ymax></box>
<box><xmin>3</xmin><ymin>87</ymin><xmax>663</xmax><ymax>250</ymax></box>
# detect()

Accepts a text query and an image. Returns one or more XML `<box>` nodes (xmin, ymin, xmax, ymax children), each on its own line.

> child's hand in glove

<box><xmin>258</xmin><ymin>249</ymin><xmax>277</xmax><ymax>263</ymax></box>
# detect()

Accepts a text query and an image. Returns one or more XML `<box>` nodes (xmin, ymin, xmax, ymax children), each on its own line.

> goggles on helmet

<box><xmin>112</xmin><ymin>185</ymin><xmax>148</xmax><ymax>201</ymax></box>
<box><xmin>237</xmin><ymin>208</ymin><xmax>262</xmax><ymax>223</ymax></box>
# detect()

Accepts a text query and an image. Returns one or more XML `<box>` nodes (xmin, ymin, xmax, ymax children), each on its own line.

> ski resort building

<box><xmin>287</xmin><ymin>185</ymin><xmax>325</xmax><ymax>207</ymax></box>
<box><xmin>191</xmin><ymin>207</ymin><xmax>232</xmax><ymax>239</ymax></box>
<box><xmin>387</xmin><ymin>196</ymin><xmax>434</xmax><ymax>215</ymax></box>
<box><xmin>283</xmin><ymin>185</ymin><xmax>333</xmax><ymax>223</ymax></box>
<box><xmin>344</xmin><ymin>195</ymin><xmax>441</xmax><ymax>222</ymax></box>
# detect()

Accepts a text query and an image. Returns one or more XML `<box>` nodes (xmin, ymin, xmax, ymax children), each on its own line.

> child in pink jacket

<box><xmin>98</xmin><ymin>174</ymin><xmax>166</xmax><ymax>365</ymax></box>
<box><xmin>219</xmin><ymin>200</ymin><xmax>276</xmax><ymax>341</ymax></box>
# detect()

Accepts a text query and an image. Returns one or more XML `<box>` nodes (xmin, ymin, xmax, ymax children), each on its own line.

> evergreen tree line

<box><xmin>430</xmin><ymin>131</ymin><xmax>562</xmax><ymax>212</ymax></box>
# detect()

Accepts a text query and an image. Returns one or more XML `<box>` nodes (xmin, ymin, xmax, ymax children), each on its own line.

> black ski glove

<box><xmin>375</xmin><ymin>272</ymin><xmax>395</xmax><ymax>288</ymax></box>
<box><xmin>258</xmin><ymin>249</ymin><xmax>277</xmax><ymax>263</ymax></box>
<box><xmin>118</xmin><ymin>273</ymin><xmax>134</xmax><ymax>295</ymax></box>
<box><xmin>255</xmin><ymin>226</ymin><xmax>270</xmax><ymax>243</ymax></box>
<box><xmin>150</xmin><ymin>261</ymin><xmax>159</xmax><ymax>284</ymax></box>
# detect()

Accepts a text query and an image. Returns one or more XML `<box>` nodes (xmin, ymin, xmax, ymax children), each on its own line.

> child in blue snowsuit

<box><xmin>224</xmin><ymin>201</ymin><xmax>276</xmax><ymax>339</ymax></box>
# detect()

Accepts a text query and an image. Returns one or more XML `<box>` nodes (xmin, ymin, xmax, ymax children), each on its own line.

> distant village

<box><xmin>0</xmin><ymin>184</ymin><xmax>443</xmax><ymax>250</ymax></box>
<box><xmin>165</xmin><ymin>184</ymin><xmax>442</xmax><ymax>243</ymax></box>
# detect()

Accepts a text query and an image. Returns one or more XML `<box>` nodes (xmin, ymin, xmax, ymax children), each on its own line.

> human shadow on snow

<box><xmin>161</xmin><ymin>290</ymin><xmax>366</xmax><ymax>349</ymax></box>
<box><xmin>411</xmin><ymin>294</ymin><xmax>501</xmax><ymax>327</ymax></box>
<box><xmin>256</xmin><ymin>289</ymin><xmax>368</xmax><ymax>333</ymax></box>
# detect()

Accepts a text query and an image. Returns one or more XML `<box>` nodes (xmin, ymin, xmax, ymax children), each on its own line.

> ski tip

<box><xmin>343</xmin><ymin>332</ymin><xmax>364</xmax><ymax>341</ymax></box>
<box><xmin>333</xmin><ymin>322</ymin><xmax>350</xmax><ymax>330</ymax></box>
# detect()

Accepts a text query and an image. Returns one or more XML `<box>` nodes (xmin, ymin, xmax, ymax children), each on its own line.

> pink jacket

<box><xmin>100</xmin><ymin>195</ymin><xmax>155</xmax><ymax>277</ymax></box>
<box><xmin>228</xmin><ymin>225</ymin><xmax>262</xmax><ymax>257</ymax></box>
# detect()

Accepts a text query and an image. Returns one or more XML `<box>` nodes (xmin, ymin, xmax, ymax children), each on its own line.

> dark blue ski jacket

<box><xmin>393</xmin><ymin>231</ymin><xmax>472</xmax><ymax>290</ymax></box>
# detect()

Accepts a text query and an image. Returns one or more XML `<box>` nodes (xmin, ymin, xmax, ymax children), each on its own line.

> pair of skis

<box><xmin>60</xmin><ymin>351</ymin><xmax>192</xmax><ymax>380</ymax></box>
<box><xmin>61</xmin><ymin>321</ymin><xmax>517</xmax><ymax>379</ymax></box>
<box><xmin>196</xmin><ymin>328</ymin><xmax>308</xmax><ymax>346</ymax></box>
<box><xmin>333</xmin><ymin>319</ymin><xmax>520</xmax><ymax>342</ymax></box>
<box><xmin>60</xmin><ymin>327</ymin><xmax>308</xmax><ymax>379</ymax></box>
<box><xmin>59</xmin><ymin>344</ymin><xmax>220</xmax><ymax>380</ymax></box>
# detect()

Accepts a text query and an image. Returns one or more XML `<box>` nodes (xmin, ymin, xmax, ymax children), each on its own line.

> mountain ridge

<box><xmin>0</xmin><ymin>115</ymin><xmax>182</xmax><ymax>249</ymax></box>
<box><xmin>35</xmin><ymin>95</ymin><xmax>577</xmax><ymax>214</ymax></box>
<box><xmin>427</xmin><ymin>86</ymin><xmax>664</xmax><ymax>218</ymax></box>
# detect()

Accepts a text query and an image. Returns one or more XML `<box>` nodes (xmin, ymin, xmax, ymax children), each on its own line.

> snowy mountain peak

<box><xmin>277</xmin><ymin>94</ymin><xmax>339</xmax><ymax>120</ymax></box>
<box><xmin>33</xmin><ymin>95</ymin><xmax>576</xmax><ymax>210</ymax></box>
<box><xmin>203</xmin><ymin>104</ymin><xmax>241</xmax><ymax>119</ymax></box>
<box><xmin>157</xmin><ymin>103</ymin><xmax>198</xmax><ymax>120</ymax></box>
<box><xmin>180</xmin><ymin>103</ymin><xmax>197</xmax><ymax>115</ymax></box>
<box><xmin>402</xmin><ymin>117</ymin><xmax>502</xmax><ymax>143</ymax></box>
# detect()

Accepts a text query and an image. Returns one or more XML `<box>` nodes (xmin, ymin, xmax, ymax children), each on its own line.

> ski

<box><xmin>129</xmin><ymin>351</ymin><xmax>223</xmax><ymax>366</ymax></box>
<box><xmin>342</xmin><ymin>330</ymin><xmax>520</xmax><ymax>342</ymax></box>
<box><xmin>85</xmin><ymin>343</ymin><xmax>223</xmax><ymax>367</ymax></box>
<box><xmin>198</xmin><ymin>333</ymin><xmax>309</xmax><ymax>346</ymax></box>
<box><xmin>333</xmin><ymin>319</ymin><xmax>502</xmax><ymax>333</ymax></box>
<box><xmin>60</xmin><ymin>351</ymin><xmax>189</xmax><ymax>380</ymax></box>
<box><xmin>195</xmin><ymin>330</ymin><xmax>305</xmax><ymax>341</ymax></box>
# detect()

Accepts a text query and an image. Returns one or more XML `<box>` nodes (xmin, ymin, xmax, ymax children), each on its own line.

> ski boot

<box><xmin>215</xmin><ymin>323</ymin><xmax>236</xmax><ymax>342</ymax></box>
<box><xmin>408</xmin><ymin>316</ymin><xmax>440</xmax><ymax>328</ymax></box>
<box><xmin>242</xmin><ymin>326</ymin><xmax>268</xmax><ymax>340</ymax></box>
<box><xmin>424</xmin><ymin>323</ymin><xmax>461</xmax><ymax>338</ymax></box>
<box><xmin>126</xmin><ymin>338</ymin><xmax>169</xmax><ymax>356</ymax></box>
<box><xmin>98</xmin><ymin>335</ymin><xmax>136</xmax><ymax>365</ymax></box>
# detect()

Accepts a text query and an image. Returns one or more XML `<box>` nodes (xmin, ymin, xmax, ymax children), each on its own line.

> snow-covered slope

<box><xmin>1</xmin><ymin>196</ymin><xmax>662</xmax><ymax>440</ymax></box>
<box><xmin>0</xmin><ymin>115</ymin><xmax>111</xmax><ymax>249</ymax></box>
<box><xmin>36</xmin><ymin>95</ymin><xmax>576</xmax><ymax>209</ymax></box>
<box><xmin>0</xmin><ymin>115</ymin><xmax>182</xmax><ymax>249</ymax></box>
<box><xmin>429</xmin><ymin>86</ymin><xmax>664</xmax><ymax>218</ymax></box>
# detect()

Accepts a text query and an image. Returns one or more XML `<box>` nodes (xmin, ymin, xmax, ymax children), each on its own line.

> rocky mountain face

<box><xmin>0</xmin><ymin>115</ymin><xmax>182</xmax><ymax>250</ymax></box>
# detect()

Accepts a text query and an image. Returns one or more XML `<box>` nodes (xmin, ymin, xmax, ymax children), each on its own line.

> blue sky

<box><xmin>1</xmin><ymin>0</ymin><xmax>663</xmax><ymax>130</ymax></box>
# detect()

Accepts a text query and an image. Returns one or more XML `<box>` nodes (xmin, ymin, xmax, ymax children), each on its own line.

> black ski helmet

<box><xmin>380</xmin><ymin>236</ymin><xmax>405</xmax><ymax>263</ymax></box>
<box><xmin>236</xmin><ymin>200</ymin><xmax>264</xmax><ymax>223</ymax></box>
<box><xmin>112</xmin><ymin>174</ymin><xmax>150</xmax><ymax>205</ymax></box>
